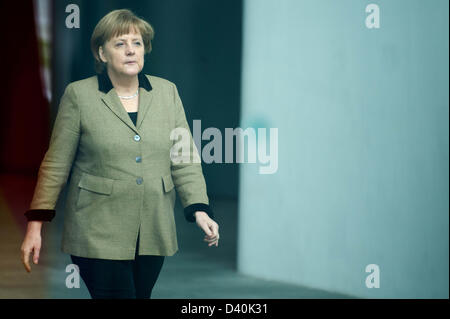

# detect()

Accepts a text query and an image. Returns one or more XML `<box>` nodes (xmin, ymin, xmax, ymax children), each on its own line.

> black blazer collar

<box><xmin>97</xmin><ymin>69</ymin><xmax>152</xmax><ymax>93</ymax></box>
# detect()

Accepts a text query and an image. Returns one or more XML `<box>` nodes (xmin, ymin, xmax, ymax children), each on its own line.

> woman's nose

<box><xmin>125</xmin><ymin>43</ymin><xmax>135</xmax><ymax>55</ymax></box>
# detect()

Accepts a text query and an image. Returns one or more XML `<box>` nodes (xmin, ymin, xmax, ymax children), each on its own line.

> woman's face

<box><xmin>99</xmin><ymin>29</ymin><xmax>145</xmax><ymax>77</ymax></box>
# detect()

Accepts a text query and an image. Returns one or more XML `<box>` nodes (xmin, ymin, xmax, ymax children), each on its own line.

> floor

<box><xmin>0</xmin><ymin>174</ymin><xmax>356</xmax><ymax>299</ymax></box>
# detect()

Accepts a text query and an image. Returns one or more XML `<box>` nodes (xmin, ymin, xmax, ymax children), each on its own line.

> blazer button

<box><xmin>134</xmin><ymin>135</ymin><xmax>141</xmax><ymax>141</ymax></box>
<box><xmin>136</xmin><ymin>177</ymin><xmax>143</xmax><ymax>185</ymax></box>
<box><xmin>136</xmin><ymin>156</ymin><xmax>142</xmax><ymax>163</ymax></box>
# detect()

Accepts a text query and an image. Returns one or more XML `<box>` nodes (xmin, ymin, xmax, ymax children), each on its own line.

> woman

<box><xmin>20</xmin><ymin>9</ymin><xmax>219</xmax><ymax>299</ymax></box>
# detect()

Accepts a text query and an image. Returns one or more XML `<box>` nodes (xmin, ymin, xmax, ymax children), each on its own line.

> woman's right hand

<box><xmin>21</xmin><ymin>221</ymin><xmax>43</xmax><ymax>273</ymax></box>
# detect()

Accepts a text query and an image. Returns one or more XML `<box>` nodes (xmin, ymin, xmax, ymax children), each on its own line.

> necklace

<box><xmin>118</xmin><ymin>88</ymin><xmax>139</xmax><ymax>99</ymax></box>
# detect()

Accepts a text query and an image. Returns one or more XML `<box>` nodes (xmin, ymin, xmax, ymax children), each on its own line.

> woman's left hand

<box><xmin>194</xmin><ymin>211</ymin><xmax>219</xmax><ymax>247</ymax></box>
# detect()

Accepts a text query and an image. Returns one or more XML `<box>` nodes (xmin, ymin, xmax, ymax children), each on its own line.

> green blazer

<box><xmin>25</xmin><ymin>71</ymin><xmax>213</xmax><ymax>259</ymax></box>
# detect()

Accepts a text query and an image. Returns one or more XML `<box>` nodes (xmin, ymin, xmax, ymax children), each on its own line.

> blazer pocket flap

<box><xmin>162</xmin><ymin>174</ymin><xmax>175</xmax><ymax>193</ymax></box>
<box><xmin>78</xmin><ymin>172</ymin><xmax>114</xmax><ymax>195</ymax></box>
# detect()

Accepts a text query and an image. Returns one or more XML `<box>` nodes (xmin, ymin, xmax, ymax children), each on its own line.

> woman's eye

<box><xmin>135</xmin><ymin>42</ymin><xmax>141</xmax><ymax>45</ymax></box>
<box><xmin>116</xmin><ymin>43</ymin><xmax>123</xmax><ymax>47</ymax></box>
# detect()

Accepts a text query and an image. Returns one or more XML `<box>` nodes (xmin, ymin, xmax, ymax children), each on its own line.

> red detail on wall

<box><xmin>0</xmin><ymin>1</ymin><xmax>50</xmax><ymax>175</ymax></box>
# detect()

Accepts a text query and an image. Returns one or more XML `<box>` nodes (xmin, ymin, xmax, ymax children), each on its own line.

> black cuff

<box><xmin>24</xmin><ymin>209</ymin><xmax>55</xmax><ymax>222</ymax></box>
<box><xmin>184</xmin><ymin>203</ymin><xmax>214</xmax><ymax>223</ymax></box>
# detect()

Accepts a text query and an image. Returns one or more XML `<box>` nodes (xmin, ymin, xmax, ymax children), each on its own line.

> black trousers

<box><xmin>70</xmin><ymin>232</ymin><xmax>165</xmax><ymax>299</ymax></box>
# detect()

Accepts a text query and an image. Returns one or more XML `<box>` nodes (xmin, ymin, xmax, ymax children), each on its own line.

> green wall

<box><xmin>238</xmin><ymin>0</ymin><xmax>448</xmax><ymax>298</ymax></box>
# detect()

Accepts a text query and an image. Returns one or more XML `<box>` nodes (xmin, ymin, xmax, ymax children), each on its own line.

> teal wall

<box><xmin>238</xmin><ymin>0</ymin><xmax>448</xmax><ymax>298</ymax></box>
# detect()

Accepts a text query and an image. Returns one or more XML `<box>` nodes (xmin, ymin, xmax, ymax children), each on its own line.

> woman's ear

<box><xmin>99</xmin><ymin>46</ymin><xmax>107</xmax><ymax>63</ymax></box>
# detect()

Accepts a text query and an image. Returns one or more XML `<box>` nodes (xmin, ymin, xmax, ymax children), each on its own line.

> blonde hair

<box><xmin>90</xmin><ymin>9</ymin><xmax>155</xmax><ymax>73</ymax></box>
